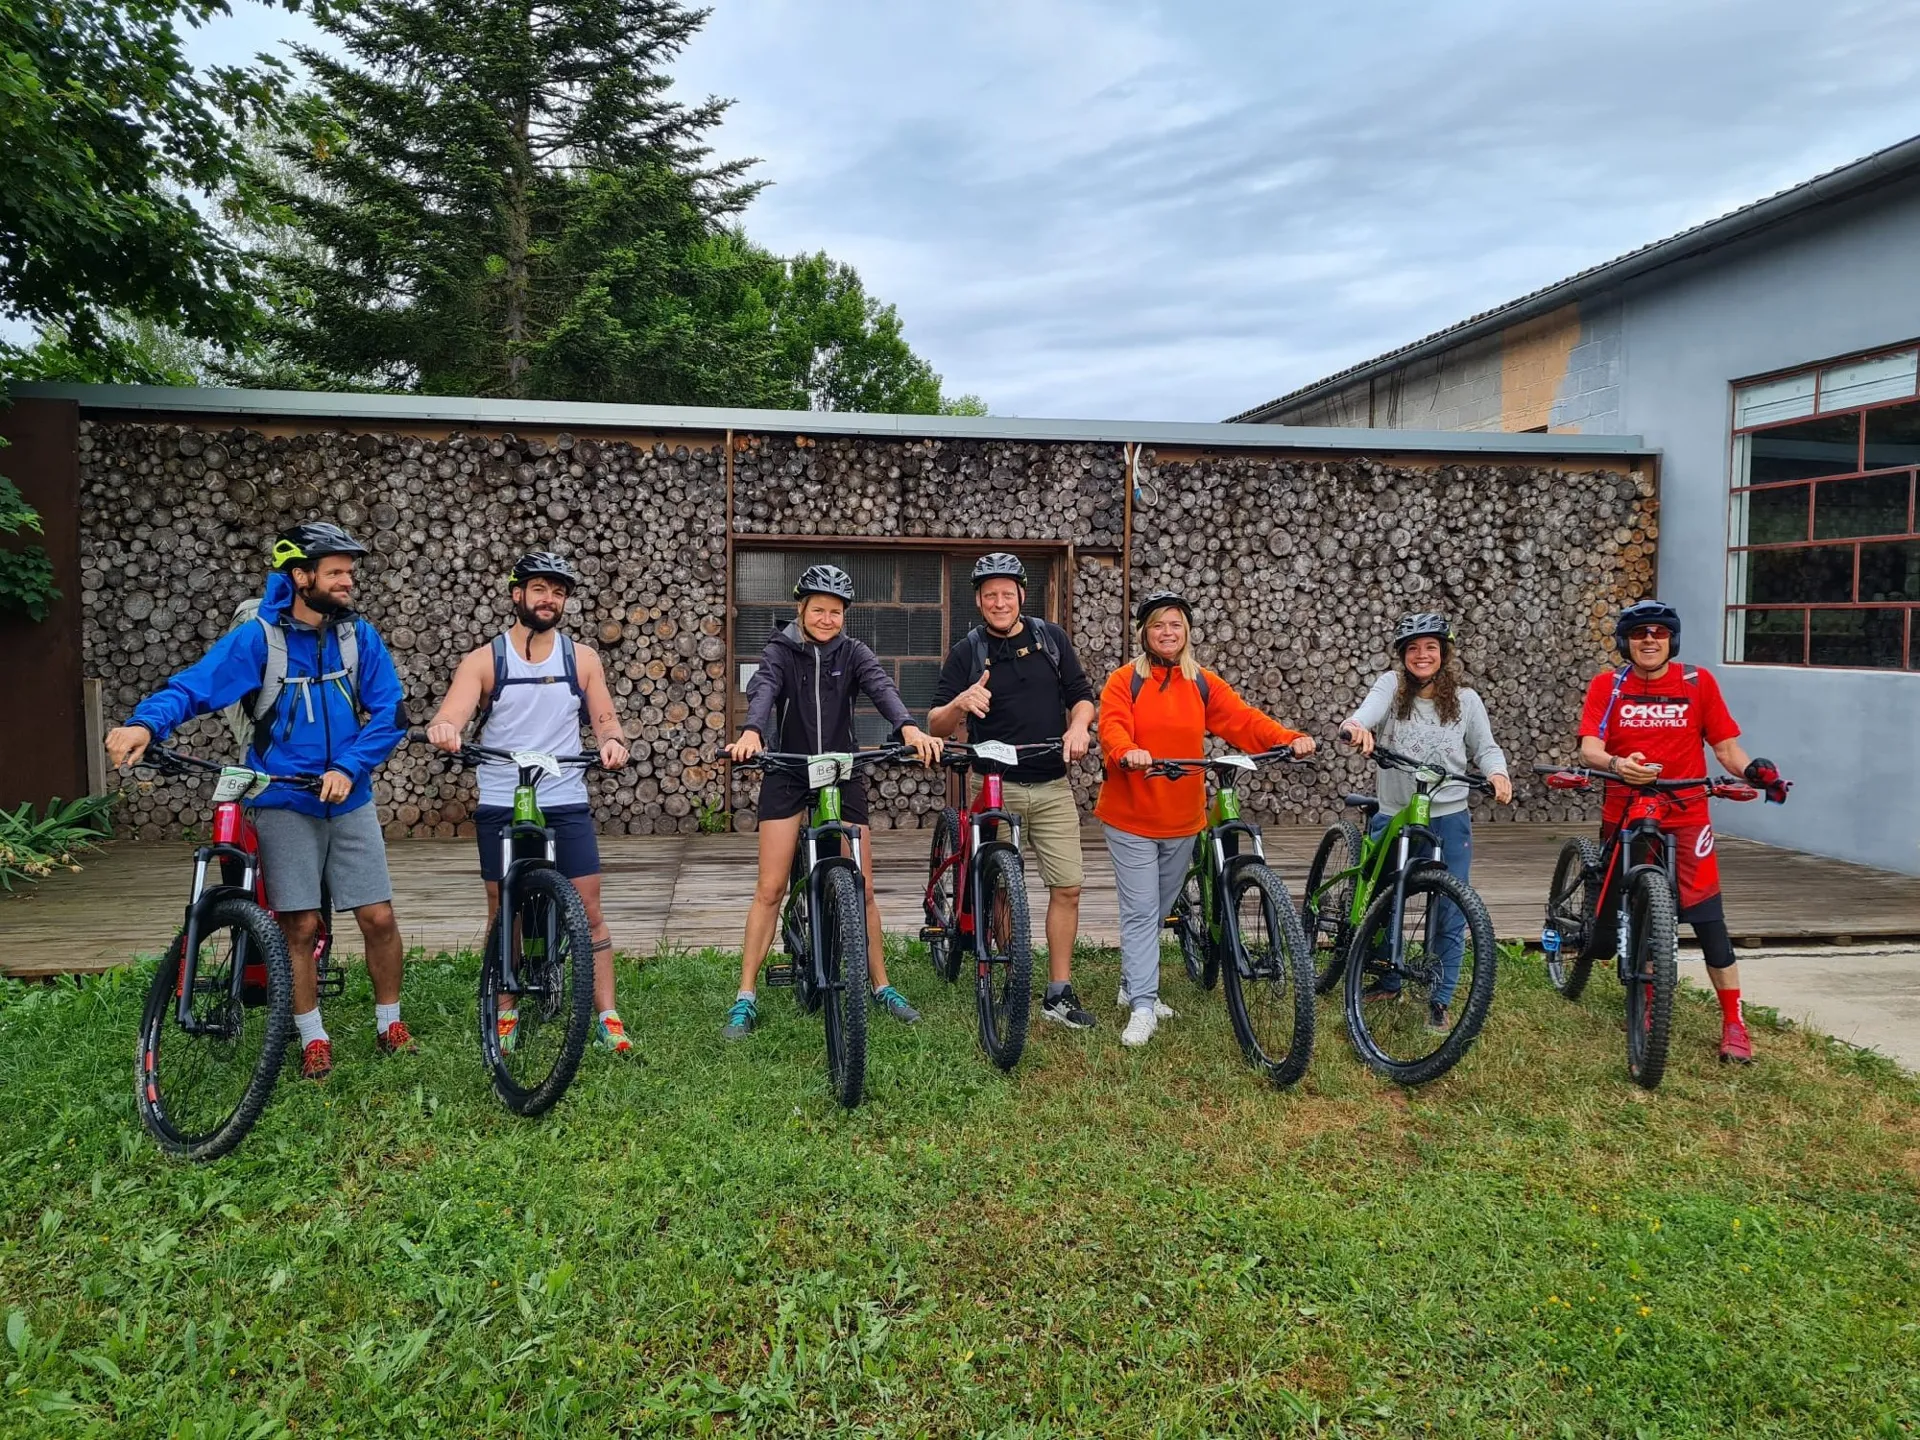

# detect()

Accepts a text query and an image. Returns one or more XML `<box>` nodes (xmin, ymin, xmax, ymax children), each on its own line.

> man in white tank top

<box><xmin>426</xmin><ymin>552</ymin><xmax>633</xmax><ymax>1052</ymax></box>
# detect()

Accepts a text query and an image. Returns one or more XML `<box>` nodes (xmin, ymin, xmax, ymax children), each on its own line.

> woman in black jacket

<box><xmin>720</xmin><ymin>564</ymin><xmax>942</xmax><ymax>1039</ymax></box>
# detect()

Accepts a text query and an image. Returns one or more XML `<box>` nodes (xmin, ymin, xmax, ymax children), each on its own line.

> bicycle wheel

<box><xmin>1544</xmin><ymin>837</ymin><xmax>1602</xmax><ymax>1000</ymax></box>
<box><xmin>1344</xmin><ymin>866</ymin><xmax>1497</xmax><ymax>1086</ymax></box>
<box><xmin>1623</xmin><ymin>869</ymin><xmax>1679</xmax><ymax>1090</ymax></box>
<box><xmin>136</xmin><ymin>896</ymin><xmax>293</xmax><ymax>1162</ymax></box>
<box><xmin>1220</xmin><ymin>862</ymin><xmax>1316</xmax><ymax>1088</ymax></box>
<box><xmin>787</xmin><ymin>860</ymin><xmax>820</xmax><ymax>1014</ymax></box>
<box><xmin>926</xmin><ymin>806</ymin><xmax>962</xmax><ymax>983</ymax></box>
<box><xmin>479</xmin><ymin>867</ymin><xmax>595</xmax><ymax>1116</ymax></box>
<box><xmin>975</xmin><ymin>847</ymin><xmax>1034</xmax><ymax>1072</ymax></box>
<box><xmin>1171</xmin><ymin>870</ymin><xmax>1214</xmax><ymax>990</ymax></box>
<box><xmin>1304</xmin><ymin>820</ymin><xmax>1362</xmax><ymax>994</ymax></box>
<box><xmin>819</xmin><ymin>866</ymin><xmax>870</xmax><ymax>1109</ymax></box>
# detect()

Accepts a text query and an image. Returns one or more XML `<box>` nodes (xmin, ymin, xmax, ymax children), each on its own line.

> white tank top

<box><xmin>476</xmin><ymin>632</ymin><xmax>591</xmax><ymax>810</ymax></box>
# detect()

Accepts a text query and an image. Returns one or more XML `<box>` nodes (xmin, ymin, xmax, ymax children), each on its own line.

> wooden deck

<box><xmin>3</xmin><ymin>825</ymin><xmax>1915</xmax><ymax>979</ymax></box>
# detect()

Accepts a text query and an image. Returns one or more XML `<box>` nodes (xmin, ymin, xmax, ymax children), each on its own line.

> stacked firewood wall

<box><xmin>78</xmin><ymin>421</ymin><xmax>1649</xmax><ymax>839</ymax></box>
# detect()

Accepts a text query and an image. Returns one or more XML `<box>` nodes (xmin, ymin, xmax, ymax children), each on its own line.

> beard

<box><xmin>515</xmin><ymin>599</ymin><xmax>561</xmax><ymax>633</ymax></box>
<box><xmin>298</xmin><ymin>579</ymin><xmax>348</xmax><ymax>617</ymax></box>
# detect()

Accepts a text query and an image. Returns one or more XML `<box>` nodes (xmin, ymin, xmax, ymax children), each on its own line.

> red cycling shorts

<box><xmin>1601</xmin><ymin>821</ymin><xmax>1723</xmax><ymax>913</ymax></box>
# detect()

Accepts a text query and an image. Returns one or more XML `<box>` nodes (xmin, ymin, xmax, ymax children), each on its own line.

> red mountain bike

<box><xmin>1535</xmin><ymin>764</ymin><xmax>1759</xmax><ymax>1089</ymax></box>
<box><xmin>921</xmin><ymin>740</ymin><xmax>1062</xmax><ymax>1071</ymax></box>
<box><xmin>132</xmin><ymin>748</ymin><xmax>338</xmax><ymax>1161</ymax></box>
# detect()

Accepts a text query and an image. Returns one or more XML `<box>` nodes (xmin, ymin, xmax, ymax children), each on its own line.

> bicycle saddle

<box><xmin>1341</xmin><ymin>793</ymin><xmax>1381</xmax><ymax>816</ymax></box>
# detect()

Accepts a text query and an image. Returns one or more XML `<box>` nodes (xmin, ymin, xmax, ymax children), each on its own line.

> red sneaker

<box><xmin>376</xmin><ymin>1021</ymin><xmax>418</xmax><ymax>1057</ymax></box>
<box><xmin>300</xmin><ymin>1038</ymin><xmax>334</xmax><ymax>1081</ymax></box>
<box><xmin>1718</xmin><ymin>1018</ymin><xmax>1754</xmax><ymax>1064</ymax></box>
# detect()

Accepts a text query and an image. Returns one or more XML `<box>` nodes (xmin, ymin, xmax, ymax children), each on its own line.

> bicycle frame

<box><xmin>495</xmin><ymin>763</ymin><xmax>563</xmax><ymax>998</ymax></box>
<box><xmin>1181</xmin><ymin>765</ymin><xmax>1271</xmax><ymax>964</ymax></box>
<box><xmin>1313</xmin><ymin>775</ymin><xmax>1448</xmax><ymax>954</ymax></box>
<box><xmin>783</xmin><ymin>779</ymin><xmax>868</xmax><ymax>1001</ymax></box>
<box><xmin>173</xmin><ymin>794</ymin><xmax>266</xmax><ymax>1035</ymax></box>
<box><xmin>927</xmin><ymin>764</ymin><xmax>1023</xmax><ymax>965</ymax></box>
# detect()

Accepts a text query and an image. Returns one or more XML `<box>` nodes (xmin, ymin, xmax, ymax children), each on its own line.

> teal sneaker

<box><xmin>722</xmin><ymin>995</ymin><xmax>758</xmax><ymax>1040</ymax></box>
<box><xmin>594</xmin><ymin>1013</ymin><xmax>633</xmax><ymax>1054</ymax></box>
<box><xmin>874</xmin><ymin>986</ymin><xmax>921</xmax><ymax>1024</ymax></box>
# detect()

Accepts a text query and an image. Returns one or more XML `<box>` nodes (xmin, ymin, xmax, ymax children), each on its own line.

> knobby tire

<box><xmin>1220</xmin><ymin>861</ymin><xmax>1316</xmax><ymax>1088</ymax></box>
<box><xmin>975</xmin><ymin>847</ymin><xmax>1033</xmax><ymax>1072</ymax></box>
<box><xmin>479</xmin><ymin>867</ymin><xmax>595</xmax><ymax>1117</ymax></box>
<box><xmin>820</xmin><ymin>866</ymin><xmax>870</xmax><ymax>1109</ymax></box>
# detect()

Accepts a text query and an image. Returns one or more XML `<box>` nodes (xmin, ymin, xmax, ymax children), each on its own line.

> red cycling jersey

<box><xmin>1578</xmin><ymin>663</ymin><xmax>1740</xmax><ymax>830</ymax></box>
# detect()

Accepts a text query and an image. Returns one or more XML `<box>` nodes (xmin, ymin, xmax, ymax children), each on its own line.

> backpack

<box><xmin>965</xmin><ymin>616</ymin><xmax>1062</xmax><ymax>682</ymax></box>
<box><xmin>219</xmin><ymin>597</ymin><xmax>362</xmax><ymax>756</ymax></box>
<box><xmin>1595</xmin><ymin>662</ymin><xmax>1698</xmax><ymax>741</ymax></box>
<box><xmin>476</xmin><ymin>632</ymin><xmax>590</xmax><ymax>735</ymax></box>
<box><xmin>1128</xmin><ymin>666</ymin><xmax>1211</xmax><ymax>706</ymax></box>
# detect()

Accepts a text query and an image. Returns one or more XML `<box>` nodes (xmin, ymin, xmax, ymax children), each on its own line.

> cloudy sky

<box><xmin>191</xmin><ymin>0</ymin><xmax>1920</xmax><ymax>420</ymax></box>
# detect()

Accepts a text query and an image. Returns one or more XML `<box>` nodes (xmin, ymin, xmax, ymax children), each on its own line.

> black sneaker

<box><xmin>1425</xmin><ymin>1002</ymin><xmax>1451</xmax><ymax>1034</ymax></box>
<box><xmin>1041</xmin><ymin>986</ymin><xmax>1095</xmax><ymax>1030</ymax></box>
<box><xmin>1361</xmin><ymin>978</ymin><xmax>1404</xmax><ymax>1005</ymax></box>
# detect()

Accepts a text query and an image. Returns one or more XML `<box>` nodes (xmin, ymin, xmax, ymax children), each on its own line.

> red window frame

<box><xmin>1725</xmin><ymin>340</ymin><xmax>1920</xmax><ymax>671</ymax></box>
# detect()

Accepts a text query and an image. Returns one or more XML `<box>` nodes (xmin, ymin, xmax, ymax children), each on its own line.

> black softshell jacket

<box><xmin>741</xmin><ymin>623</ymin><xmax>915</xmax><ymax>754</ymax></box>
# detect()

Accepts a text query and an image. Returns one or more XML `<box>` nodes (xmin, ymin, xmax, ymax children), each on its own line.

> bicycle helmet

<box><xmin>1614</xmin><ymin>599</ymin><xmax>1682</xmax><ymax>657</ymax></box>
<box><xmin>793</xmin><ymin>563</ymin><xmax>855</xmax><ymax>602</ymax></box>
<box><xmin>970</xmin><ymin>552</ymin><xmax>1027</xmax><ymax>588</ymax></box>
<box><xmin>508</xmin><ymin>550</ymin><xmax>581</xmax><ymax>591</ymax></box>
<box><xmin>1392</xmin><ymin>612</ymin><xmax>1453</xmax><ymax>653</ymax></box>
<box><xmin>1134</xmin><ymin>590</ymin><xmax>1192</xmax><ymax>627</ymax></box>
<box><xmin>270</xmin><ymin>521</ymin><xmax>369</xmax><ymax>571</ymax></box>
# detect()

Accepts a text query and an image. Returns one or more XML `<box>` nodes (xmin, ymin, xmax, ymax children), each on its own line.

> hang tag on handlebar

<box><xmin>213</xmin><ymin>767</ymin><xmax>271</xmax><ymax>803</ymax></box>
<box><xmin>1216</xmin><ymin>754</ymin><xmax>1256</xmax><ymax>771</ymax></box>
<box><xmin>511</xmin><ymin>750</ymin><xmax>563</xmax><ymax>779</ymax></box>
<box><xmin>808</xmin><ymin>752</ymin><xmax>854</xmax><ymax>788</ymax></box>
<box><xmin>972</xmin><ymin>740</ymin><xmax>1019</xmax><ymax>767</ymax></box>
<box><xmin>1415</xmin><ymin>764</ymin><xmax>1446</xmax><ymax>787</ymax></box>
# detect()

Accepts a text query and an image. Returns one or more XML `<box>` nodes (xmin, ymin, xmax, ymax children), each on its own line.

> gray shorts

<box><xmin>250</xmin><ymin>802</ymin><xmax>394</xmax><ymax>913</ymax></box>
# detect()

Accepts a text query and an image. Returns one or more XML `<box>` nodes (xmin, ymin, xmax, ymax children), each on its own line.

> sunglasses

<box><xmin>1627</xmin><ymin>625</ymin><xmax>1672</xmax><ymax>642</ymax></box>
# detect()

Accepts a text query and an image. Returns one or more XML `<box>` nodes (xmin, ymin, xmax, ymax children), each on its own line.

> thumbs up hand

<box><xmin>956</xmin><ymin>663</ymin><xmax>993</xmax><ymax>719</ymax></box>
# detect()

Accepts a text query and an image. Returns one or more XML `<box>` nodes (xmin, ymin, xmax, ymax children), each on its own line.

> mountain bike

<box><xmin>1151</xmin><ymin>750</ymin><xmax>1317</xmax><ymax>1087</ymax></box>
<box><xmin>132</xmin><ymin>747</ymin><xmax>328</xmax><ymax>1162</ymax></box>
<box><xmin>1535</xmin><ymin>764</ymin><xmax>1761</xmax><ymax>1089</ymax></box>
<box><xmin>734</xmin><ymin>745</ymin><xmax>915</xmax><ymax>1108</ymax></box>
<box><xmin>1301</xmin><ymin>744</ymin><xmax>1499</xmax><ymax>1086</ymax></box>
<box><xmin>921</xmin><ymin>739</ymin><xmax>1060</xmax><ymax>1071</ymax></box>
<box><xmin>426</xmin><ymin>739</ymin><xmax>601</xmax><ymax>1116</ymax></box>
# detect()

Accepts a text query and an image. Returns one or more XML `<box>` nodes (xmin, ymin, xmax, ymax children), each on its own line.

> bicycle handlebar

<box><xmin>935</xmin><ymin>740</ymin><xmax>1063</xmax><ymax>770</ymax></box>
<box><xmin>1370</xmin><ymin>744</ymin><xmax>1498</xmax><ymax>795</ymax></box>
<box><xmin>1140</xmin><ymin>748</ymin><xmax>1312</xmax><ymax>781</ymax></box>
<box><xmin>409</xmin><ymin>729</ymin><xmax>605</xmax><ymax>771</ymax></box>
<box><xmin>722</xmin><ymin>744</ymin><xmax>920</xmax><ymax>773</ymax></box>
<box><xmin>1531</xmin><ymin>763</ymin><xmax>1761</xmax><ymax>801</ymax></box>
<box><xmin>137</xmin><ymin>746</ymin><xmax>324</xmax><ymax>792</ymax></box>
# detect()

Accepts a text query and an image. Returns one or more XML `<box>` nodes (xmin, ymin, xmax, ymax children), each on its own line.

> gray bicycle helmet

<box><xmin>970</xmin><ymin>552</ymin><xmax>1027</xmax><ymax>587</ymax></box>
<box><xmin>793</xmin><ymin>563</ymin><xmax>856</xmax><ymax>602</ymax></box>
<box><xmin>1614</xmin><ymin>599</ymin><xmax>1681</xmax><ymax>657</ymax></box>
<box><xmin>508</xmin><ymin>550</ymin><xmax>581</xmax><ymax>591</ymax></box>
<box><xmin>270</xmin><ymin>521</ymin><xmax>369</xmax><ymax>571</ymax></box>
<box><xmin>1392</xmin><ymin>612</ymin><xmax>1454</xmax><ymax>653</ymax></box>
<box><xmin>1134</xmin><ymin>589</ymin><xmax>1192</xmax><ymax>627</ymax></box>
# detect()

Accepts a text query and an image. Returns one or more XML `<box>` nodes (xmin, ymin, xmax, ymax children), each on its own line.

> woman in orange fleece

<box><xmin>1096</xmin><ymin>591</ymin><xmax>1316</xmax><ymax>1047</ymax></box>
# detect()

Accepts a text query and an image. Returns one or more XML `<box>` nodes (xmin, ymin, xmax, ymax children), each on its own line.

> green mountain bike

<box><xmin>732</xmin><ymin>746</ymin><xmax>912</xmax><ymax>1109</ymax></box>
<box><xmin>1157</xmin><ymin>750</ymin><xmax>1317</xmax><ymax>1087</ymax></box>
<box><xmin>1301</xmin><ymin>745</ymin><xmax>1498</xmax><ymax>1086</ymax></box>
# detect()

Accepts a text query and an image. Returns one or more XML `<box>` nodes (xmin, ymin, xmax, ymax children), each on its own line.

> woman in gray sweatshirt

<box><xmin>1338</xmin><ymin>613</ymin><xmax>1512</xmax><ymax>1026</ymax></box>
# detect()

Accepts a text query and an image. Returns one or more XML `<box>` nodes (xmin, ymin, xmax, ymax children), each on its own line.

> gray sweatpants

<box><xmin>1103</xmin><ymin>824</ymin><xmax>1197</xmax><ymax>1011</ymax></box>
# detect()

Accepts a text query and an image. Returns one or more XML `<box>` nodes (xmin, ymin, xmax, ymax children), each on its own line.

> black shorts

<box><xmin>756</xmin><ymin>772</ymin><xmax>869</xmax><ymax>826</ymax></box>
<box><xmin>474</xmin><ymin>804</ymin><xmax>601</xmax><ymax>882</ymax></box>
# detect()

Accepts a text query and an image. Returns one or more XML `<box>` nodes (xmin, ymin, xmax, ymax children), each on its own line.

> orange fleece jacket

<box><xmin>1094</xmin><ymin>663</ymin><xmax>1303</xmax><ymax>839</ymax></box>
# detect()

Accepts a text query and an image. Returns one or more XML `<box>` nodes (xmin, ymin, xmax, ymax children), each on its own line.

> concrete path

<box><xmin>1679</xmin><ymin>943</ymin><xmax>1920</xmax><ymax>1071</ymax></box>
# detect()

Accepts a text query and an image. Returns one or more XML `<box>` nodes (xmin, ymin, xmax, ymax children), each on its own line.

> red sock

<box><xmin>1716</xmin><ymin>988</ymin><xmax>1743</xmax><ymax>1026</ymax></box>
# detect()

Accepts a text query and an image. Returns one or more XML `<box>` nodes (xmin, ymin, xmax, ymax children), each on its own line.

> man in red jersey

<box><xmin>1577</xmin><ymin>600</ymin><xmax>1791</xmax><ymax>1064</ymax></box>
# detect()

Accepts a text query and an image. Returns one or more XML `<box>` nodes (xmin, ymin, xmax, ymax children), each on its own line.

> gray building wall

<box><xmin>1588</xmin><ymin>186</ymin><xmax>1920</xmax><ymax>874</ymax></box>
<box><xmin>1550</xmin><ymin>300</ymin><xmax>1623</xmax><ymax>433</ymax></box>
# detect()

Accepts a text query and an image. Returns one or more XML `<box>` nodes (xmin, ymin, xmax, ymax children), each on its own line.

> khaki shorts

<box><xmin>970</xmin><ymin>775</ymin><xmax>1085</xmax><ymax>889</ymax></box>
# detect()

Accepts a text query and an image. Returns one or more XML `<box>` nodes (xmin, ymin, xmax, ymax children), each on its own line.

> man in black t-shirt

<box><xmin>930</xmin><ymin>553</ymin><xmax>1099</xmax><ymax>1029</ymax></box>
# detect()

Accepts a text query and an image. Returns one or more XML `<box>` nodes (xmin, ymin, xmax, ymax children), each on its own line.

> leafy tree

<box><xmin>760</xmin><ymin>251</ymin><xmax>949</xmax><ymax>414</ymax></box>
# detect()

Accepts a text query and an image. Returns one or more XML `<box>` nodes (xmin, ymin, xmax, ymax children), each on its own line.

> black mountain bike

<box><xmin>733</xmin><ymin>746</ymin><xmax>913</xmax><ymax>1109</ymax></box>
<box><xmin>429</xmin><ymin>740</ymin><xmax>600</xmax><ymax>1116</ymax></box>
<box><xmin>1153</xmin><ymin>750</ymin><xmax>1317</xmax><ymax>1087</ymax></box>
<box><xmin>132</xmin><ymin>748</ymin><xmax>321</xmax><ymax>1161</ymax></box>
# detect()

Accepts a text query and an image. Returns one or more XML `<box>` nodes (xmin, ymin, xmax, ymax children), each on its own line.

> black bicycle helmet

<box><xmin>1135</xmin><ymin>590</ymin><xmax>1192</xmax><ymax>627</ymax></box>
<box><xmin>970</xmin><ymin>552</ymin><xmax>1027</xmax><ymax>587</ymax></box>
<box><xmin>270</xmin><ymin>521</ymin><xmax>369</xmax><ymax>571</ymax></box>
<box><xmin>793</xmin><ymin>563</ymin><xmax>856</xmax><ymax>602</ymax></box>
<box><xmin>508</xmin><ymin>550</ymin><xmax>581</xmax><ymax>591</ymax></box>
<box><xmin>1392</xmin><ymin>612</ymin><xmax>1453</xmax><ymax>653</ymax></box>
<box><xmin>1615</xmin><ymin>599</ymin><xmax>1682</xmax><ymax>656</ymax></box>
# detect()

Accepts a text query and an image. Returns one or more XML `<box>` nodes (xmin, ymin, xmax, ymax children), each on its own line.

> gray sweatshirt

<box><xmin>1345</xmin><ymin>672</ymin><xmax>1508</xmax><ymax>817</ymax></box>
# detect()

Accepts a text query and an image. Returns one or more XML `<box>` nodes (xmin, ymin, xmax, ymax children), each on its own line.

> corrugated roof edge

<box><xmin>8</xmin><ymin>381</ymin><xmax>1651</xmax><ymax>457</ymax></box>
<box><xmin>1227</xmin><ymin>131</ymin><xmax>1920</xmax><ymax>424</ymax></box>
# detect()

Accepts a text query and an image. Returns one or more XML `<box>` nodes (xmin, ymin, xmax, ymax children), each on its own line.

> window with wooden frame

<box><xmin>731</xmin><ymin>547</ymin><xmax>1060</xmax><ymax>746</ymax></box>
<box><xmin>1726</xmin><ymin>344</ymin><xmax>1920</xmax><ymax>670</ymax></box>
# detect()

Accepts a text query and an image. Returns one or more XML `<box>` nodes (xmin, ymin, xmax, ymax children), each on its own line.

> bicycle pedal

<box><xmin>765</xmin><ymin>963</ymin><xmax>795</xmax><ymax>988</ymax></box>
<box><xmin>918</xmin><ymin>926</ymin><xmax>947</xmax><ymax>941</ymax></box>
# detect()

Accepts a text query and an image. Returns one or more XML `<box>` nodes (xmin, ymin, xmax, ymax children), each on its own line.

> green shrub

<box><xmin>0</xmin><ymin>793</ymin><xmax>117</xmax><ymax>890</ymax></box>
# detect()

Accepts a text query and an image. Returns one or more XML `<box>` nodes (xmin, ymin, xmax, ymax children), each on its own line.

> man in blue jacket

<box><xmin>105</xmin><ymin>522</ymin><xmax>411</xmax><ymax>1082</ymax></box>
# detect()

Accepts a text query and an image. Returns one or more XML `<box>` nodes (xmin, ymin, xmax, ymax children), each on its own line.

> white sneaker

<box><xmin>1121</xmin><ymin>1008</ymin><xmax>1159</xmax><ymax>1048</ymax></box>
<box><xmin>1117</xmin><ymin>986</ymin><xmax>1175</xmax><ymax>1020</ymax></box>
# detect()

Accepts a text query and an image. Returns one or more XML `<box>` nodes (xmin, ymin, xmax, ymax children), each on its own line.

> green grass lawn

<box><xmin>2</xmin><ymin>941</ymin><xmax>1916</xmax><ymax>1439</ymax></box>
